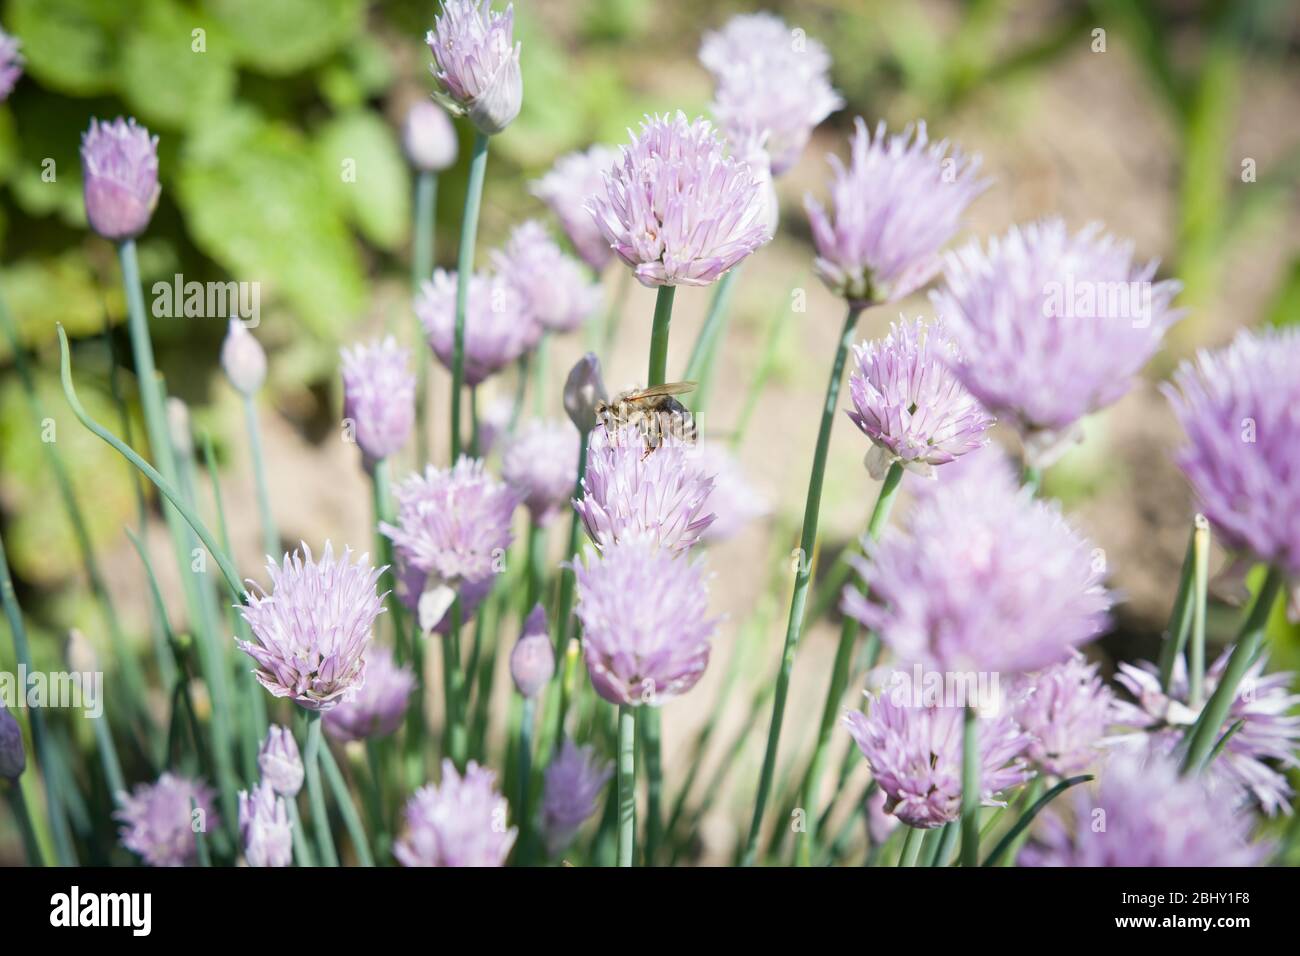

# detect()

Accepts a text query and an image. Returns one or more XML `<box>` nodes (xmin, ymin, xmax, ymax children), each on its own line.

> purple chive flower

<box><xmin>502</xmin><ymin>419</ymin><xmax>580</xmax><ymax>527</ymax></box>
<box><xmin>574</xmin><ymin>536</ymin><xmax>718</xmax><ymax>707</ymax></box>
<box><xmin>1021</xmin><ymin>749</ymin><xmax>1270</xmax><ymax>867</ymax></box>
<box><xmin>843</xmin><ymin>459</ymin><xmax>1111</xmax><ymax>674</ymax></box>
<box><xmin>80</xmin><ymin>117</ymin><xmax>161</xmax><ymax>241</ymax></box>
<box><xmin>402</xmin><ymin>100</ymin><xmax>458</xmax><ymax>172</ymax></box>
<box><xmin>340</xmin><ymin>336</ymin><xmax>417</xmax><ymax>463</ymax></box>
<box><xmin>238</xmin><ymin>781</ymin><xmax>293</xmax><ymax>868</ymax></box>
<box><xmin>493</xmin><ymin>220</ymin><xmax>603</xmax><ymax>334</ymax></box>
<box><xmin>425</xmin><ymin>0</ymin><xmax>522</xmax><ymax>136</ymax></box>
<box><xmin>586</xmin><ymin>111</ymin><xmax>772</xmax><ymax>288</ymax></box>
<box><xmin>236</xmin><ymin>542</ymin><xmax>386</xmax><ymax>712</ymax></box>
<box><xmin>575</xmin><ymin>424</ymin><xmax>716</xmax><ymax>553</ymax></box>
<box><xmin>0</xmin><ymin>29</ymin><xmax>23</xmax><ymax>102</ymax></box>
<box><xmin>325</xmin><ymin>645</ymin><xmax>417</xmax><ymax>743</ymax></box>
<box><xmin>531</xmin><ymin>145</ymin><xmax>621</xmax><ymax>272</ymax></box>
<box><xmin>541</xmin><ymin>740</ymin><xmax>613</xmax><ymax>856</ymax></box>
<box><xmin>510</xmin><ymin>604</ymin><xmax>555</xmax><ymax>699</ymax></box>
<box><xmin>1164</xmin><ymin>327</ymin><xmax>1300</xmax><ymax>577</ymax></box>
<box><xmin>416</xmin><ymin>269</ymin><xmax>533</xmax><ymax>386</ymax></box>
<box><xmin>257</xmin><ymin>725</ymin><xmax>304</xmax><ymax>797</ymax></box>
<box><xmin>934</xmin><ymin>219</ymin><xmax>1182</xmax><ymax>464</ymax></box>
<box><xmin>116</xmin><ymin>772</ymin><xmax>219</xmax><ymax>867</ymax></box>
<box><xmin>701</xmin><ymin>14</ymin><xmax>842</xmax><ymax>177</ymax></box>
<box><xmin>563</xmin><ymin>352</ymin><xmax>608</xmax><ymax>435</ymax></box>
<box><xmin>0</xmin><ymin>702</ymin><xmax>24</xmax><ymax>781</ymax></box>
<box><xmin>806</xmin><ymin>118</ymin><xmax>986</xmax><ymax>306</ymax></box>
<box><xmin>381</xmin><ymin>458</ymin><xmax>516</xmax><ymax>629</ymax></box>
<box><xmin>1009</xmin><ymin>654</ymin><xmax>1115</xmax><ymax>777</ymax></box>
<box><xmin>1110</xmin><ymin>654</ymin><xmax>1300</xmax><ymax>816</ymax></box>
<box><xmin>220</xmin><ymin>319</ymin><xmax>267</xmax><ymax>396</ymax></box>
<box><xmin>395</xmin><ymin>759</ymin><xmax>517</xmax><ymax>867</ymax></box>
<box><xmin>846</xmin><ymin>317</ymin><xmax>993</xmax><ymax>480</ymax></box>
<box><xmin>843</xmin><ymin>693</ymin><xmax>1033</xmax><ymax>829</ymax></box>
<box><xmin>695</xmin><ymin>441</ymin><xmax>770</xmax><ymax>543</ymax></box>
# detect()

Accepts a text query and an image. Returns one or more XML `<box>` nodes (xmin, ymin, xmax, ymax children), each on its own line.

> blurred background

<box><xmin>1</xmin><ymin>0</ymin><xmax>1299</xmax><ymax>862</ymax></box>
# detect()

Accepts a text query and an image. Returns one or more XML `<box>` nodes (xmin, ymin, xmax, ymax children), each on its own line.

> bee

<box><xmin>596</xmin><ymin>381</ymin><xmax>698</xmax><ymax>455</ymax></box>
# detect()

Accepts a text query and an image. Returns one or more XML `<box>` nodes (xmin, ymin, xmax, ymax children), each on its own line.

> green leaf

<box><xmin>176</xmin><ymin>112</ymin><xmax>365</xmax><ymax>342</ymax></box>
<box><xmin>119</xmin><ymin>1</ymin><xmax>237</xmax><ymax>130</ymax></box>
<box><xmin>315</xmin><ymin>111</ymin><xmax>410</xmax><ymax>252</ymax></box>
<box><xmin>206</xmin><ymin>0</ymin><xmax>365</xmax><ymax>75</ymax></box>
<box><xmin>7</xmin><ymin>0</ymin><xmax>130</xmax><ymax>95</ymax></box>
<box><xmin>0</xmin><ymin>253</ymin><xmax>120</xmax><ymax>355</ymax></box>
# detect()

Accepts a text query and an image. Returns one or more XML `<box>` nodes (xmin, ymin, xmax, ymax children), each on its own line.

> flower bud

<box><xmin>402</xmin><ymin>101</ymin><xmax>458</xmax><ymax>172</ymax></box>
<box><xmin>258</xmin><ymin>725</ymin><xmax>304</xmax><ymax>797</ymax></box>
<box><xmin>426</xmin><ymin>1</ymin><xmax>522</xmax><ymax>137</ymax></box>
<box><xmin>510</xmin><ymin>604</ymin><xmax>555</xmax><ymax>698</ymax></box>
<box><xmin>221</xmin><ymin>319</ymin><xmax>267</xmax><ymax>396</ymax></box>
<box><xmin>0</xmin><ymin>703</ymin><xmax>25</xmax><ymax>781</ymax></box>
<box><xmin>80</xmin><ymin>117</ymin><xmax>161</xmax><ymax>241</ymax></box>
<box><xmin>564</xmin><ymin>353</ymin><xmax>607</xmax><ymax>434</ymax></box>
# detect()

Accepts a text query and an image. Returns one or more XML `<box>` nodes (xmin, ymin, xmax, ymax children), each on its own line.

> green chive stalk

<box><xmin>742</xmin><ymin>302</ymin><xmax>864</xmax><ymax>866</ymax></box>
<box><xmin>1158</xmin><ymin>517</ymin><xmax>1205</xmax><ymax>690</ymax></box>
<box><xmin>550</xmin><ymin>430</ymin><xmax>590</xmax><ymax>751</ymax></box>
<box><xmin>617</xmin><ymin>704</ymin><xmax>637</xmax><ymax>867</ymax></box>
<box><xmin>898</xmin><ymin>825</ymin><xmax>924</xmax><ymax>867</ymax></box>
<box><xmin>1181</xmin><ymin>566</ymin><xmax>1285</xmax><ymax>774</ymax></box>
<box><xmin>243</xmin><ymin>394</ymin><xmax>279</xmax><ymax>558</ymax></box>
<box><xmin>450</xmin><ymin>132</ymin><xmax>490</xmax><ymax>460</ymax></box>
<box><xmin>5</xmin><ymin>784</ymin><xmax>45</xmax><ymax>866</ymax></box>
<box><xmin>302</xmin><ymin>711</ymin><xmax>339</xmax><ymax>867</ymax></box>
<box><xmin>959</xmin><ymin>705</ymin><xmax>980</xmax><ymax>867</ymax></box>
<box><xmin>683</xmin><ymin>267</ymin><xmax>740</xmax><ymax>410</ymax></box>
<box><xmin>412</xmin><ymin>169</ymin><xmax>438</xmax><ymax>466</ymax></box>
<box><xmin>1187</xmin><ymin>516</ymin><xmax>1211</xmax><ymax>709</ymax></box>
<box><xmin>318</xmin><ymin>742</ymin><xmax>375</xmax><ymax>866</ymax></box>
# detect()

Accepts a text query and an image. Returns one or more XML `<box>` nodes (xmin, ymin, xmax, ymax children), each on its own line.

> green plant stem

<box><xmin>1181</xmin><ymin>566</ymin><xmax>1285</xmax><ymax>774</ymax></box>
<box><xmin>550</xmin><ymin>430</ymin><xmax>590</xmax><ymax>750</ymax></box>
<box><xmin>450</xmin><ymin>132</ymin><xmax>490</xmax><ymax>461</ymax></box>
<box><xmin>191</xmin><ymin>797</ymin><xmax>212</xmax><ymax>866</ymax></box>
<box><xmin>617</xmin><ymin>704</ymin><xmax>637</xmax><ymax>867</ymax></box>
<box><xmin>1188</xmin><ymin>515</ymin><xmax>1210</xmax><ymax>709</ymax></box>
<box><xmin>602</xmin><ymin>268</ymin><xmax>632</xmax><ymax>354</ymax></box>
<box><xmin>796</xmin><ymin>461</ymin><xmax>904</xmax><ymax>865</ymax></box>
<box><xmin>642</xmin><ymin>708</ymin><xmax>664</xmax><ymax>866</ymax></box>
<box><xmin>0</xmin><ymin>522</ymin><xmax>76</xmax><ymax>865</ymax></box>
<box><xmin>683</xmin><ymin>267</ymin><xmax>740</xmax><ymax>409</ymax></box>
<box><xmin>303</xmin><ymin>712</ymin><xmax>339</xmax><ymax>867</ymax></box>
<box><xmin>960</xmin><ymin>706</ymin><xmax>980</xmax><ymax>867</ymax></box>
<box><xmin>443</xmin><ymin>604</ymin><xmax>467</xmax><ymax>769</ymax></box>
<box><xmin>898</xmin><ymin>825</ymin><xmax>924</xmax><ymax>867</ymax></box>
<box><xmin>981</xmin><ymin>775</ymin><xmax>1093</xmax><ymax>867</ymax></box>
<box><xmin>243</xmin><ymin>394</ymin><xmax>278</xmax><ymax>558</ymax></box>
<box><xmin>742</xmin><ymin>302</ymin><xmax>863</xmax><ymax>866</ymax></box>
<box><xmin>516</xmin><ymin>696</ymin><xmax>535</xmax><ymax>863</ymax></box>
<box><xmin>732</xmin><ymin>287</ymin><xmax>794</xmax><ymax>448</ymax></box>
<box><xmin>371</xmin><ymin>459</ymin><xmax>404</xmax><ymax>658</ymax></box>
<box><xmin>1158</xmin><ymin>518</ymin><xmax>1204</xmax><ymax>690</ymax></box>
<box><xmin>646</xmin><ymin>286</ymin><xmax>677</xmax><ymax>388</ymax></box>
<box><xmin>5</xmin><ymin>784</ymin><xmax>45</xmax><ymax>866</ymax></box>
<box><xmin>288</xmin><ymin>801</ymin><xmax>315</xmax><ymax>867</ymax></box>
<box><xmin>318</xmin><ymin>741</ymin><xmax>375</xmax><ymax>867</ymax></box>
<box><xmin>412</xmin><ymin>170</ymin><xmax>438</xmax><ymax>467</ymax></box>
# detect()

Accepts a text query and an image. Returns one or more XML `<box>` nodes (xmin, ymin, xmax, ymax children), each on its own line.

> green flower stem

<box><xmin>450</xmin><ymin>132</ymin><xmax>490</xmax><ymax>461</ymax></box>
<box><xmin>318</xmin><ymin>740</ymin><xmax>375</xmax><ymax>867</ymax></box>
<box><xmin>412</xmin><ymin>170</ymin><xmax>438</xmax><ymax>467</ymax></box>
<box><xmin>898</xmin><ymin>825</ymin><xmax>924</xmax><ymax>867</ymax></box>
<box><xmin>550</xmin><ymin>430</ymin><xmax>590</xmax><ymax>751</ymax></box>
<box><xmin>646</xmin><ymin>286</ymin><xmax>677</xmax><ymax>388</ymax></box>
<box><xmin>192</xmin><ymin>797</ymin><xmax>212</xmax><ymax>867</ymax></box>
<box><xmin>91</xmin><ymin>704</ymin><xmax>127</xmax><ymax>800</ymax></box>
<box><xmin>617</xmin><ymin>704</ymin><xmax>638</xmax><ymax>867</ymax></box>
<box><xmin>243</xmin><ymin>394</ymin><xmax>279</xmax><ymax>558</ymax></box>
<box><xmin>288</xmin><ymin>800</ymin><xmax>315</xmax><ymax>867</ymax></box>
<box><xmin>960</xmin><ymin>705</ymin><xmax>980</xmax><ymax>867</ymax></box>
<box><xmin>302</xmin><ymin>712</ymin><xmax>339</xmax><ymax>867</ymax></box>
<box><xmin>516</xmin><ymin>696</ymin><xmax>535</xmax><ymax>863</ymax></box>
<box><xmin>642</xmin><ymin>708</ymin><xmax>664</xmax><ymax>865</ymax></box>
<box><xmin>683</xmin><ymin>267</ymin><xmax>740</xmax><ymax>408</ymax></box>
<box><xmin>731</xmin><ymin>284</ymin><xmax>796</xmax><ymax>448</ymax></box>
<box><xmin>5</xmin><ymin>783</ymin><xmax>45</xmax><ymax>866</ymax></box>
<box><xmin>930</xmin><ymin>820</ymin><xmax>960</xmax><ymax>867</ymax></box>
<box><xmin>1158</xmin><ymin>517</ymin><xmax>1205</xmax><ymax>691</ymax></box>
<box><xmin>796</xmin><ymin>460</ymin><xmax>905</xmax><ymax>866</ymax></box>
<box><xmin>1181</xmin><ymin>566</ymin><xmax>1285</xmax><ymax>774</ymax></box>
<box><xmin>981</xmin><ymin>774</ymin><xmax>1092</xmax><ymax>867</ymax></box>
<box><xmin>742</xmin><ymin>302</ymin><xmax>863</xmax><ymax>866</ymax></box>
<box><xmin>524</xmin><ymin>520</ymin><xmax>545</xmax><ymax>610</ymax></box>
<box><xmin>443</xmin><ymin>603</ymin><xmax>468</xmax><ymax>769</ymax></box>
<box><xmin>1188</xmin><ymin>516</ymin><xmax>1211</xmax><ymax>709</ymax></box>
<box><xmin>371</xmin><ymin>459</ymin><xmax>404</xmax><ymax>658</ymax></box>
<box><xmin>0</xmin><ymin>294</ymin><xmax>150</xmax><ymax>733</ymax></box>
<box><xmin>0</xmin><ymin>516</ymin><xmax>77</xmax><ymax>865</ymax></box>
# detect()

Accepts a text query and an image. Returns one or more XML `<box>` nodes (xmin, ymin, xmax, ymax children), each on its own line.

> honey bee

<box><xmin>596</xmin><ymin>381</ymin><xmax>698</xmax><ymax>455</ymax></box>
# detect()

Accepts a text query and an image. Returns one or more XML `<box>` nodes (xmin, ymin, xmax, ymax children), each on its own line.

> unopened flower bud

<box><xmin>221</xmin><ymin>319</ymin><xmax>267</xmax><ymax>396</ymax></box>
<box><xmin>402</xmin><ymin>101</ymin><xmax>458</xmax><ymax>172</ymax></box>
<box><xmin>564</xmin><ymin>353</ymin><xmax>607</xmax><ymax>434</ymax></box>
<box><xmin>510</xmin><ymin>604</ymin><xmax>555</xmax><ymax>698</ymax></box>
<box><xmin>80</xmin><ymin>117</ymin><xmax>160</xmax><ymax>241</ymax></box>
<box><xmin>0</xmin><ymin>703</ymin><xmax>25</xmax><ymax>780</ymax></box>
<box><xmin>258</xmin><ymin>725</ymin><xmax>304</xmax><ymax>797</ymax></box>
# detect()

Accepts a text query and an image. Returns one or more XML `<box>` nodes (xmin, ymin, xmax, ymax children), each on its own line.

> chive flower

<box><xmin>395</xmin><ymin>760</ymin><xmax>517</xmax><ymax>867</ymax></box>
<box><xmin>116</xmin><ymin>772</ymin><xmax>219</xmax><ymax>867</ymax></box>
<box><xmin>80</xmin><ymin>117</ymin><xmax>161</xmax><ymax>241</ymax></box>
<box><xmin>340</xmin><ymin>336</ymin><xmax>417</xmax><ymax>463</ymax></box>
<box><xmin>324</xmin><ymin>644</ymin><xmax>417</xmax><ymax>743</ymax></box>
<box><xmin>532</xmin><ymin>145</ymin><xmax>621</xmax><ymax>272</ymax></box>
<box><xmin>426</xmin><ymin>0</ymin><xmax>522</xmax><ymax>136</ymax></box>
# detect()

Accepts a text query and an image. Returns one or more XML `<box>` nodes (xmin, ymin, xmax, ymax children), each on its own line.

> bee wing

<box><xmin>623</xmin><ymin>381</ymin><xmax>697</xmax><ymax>400</ymax></box>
